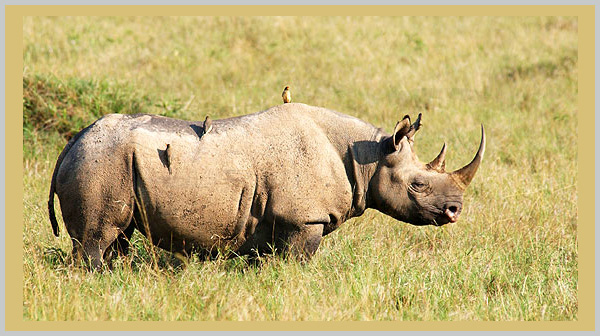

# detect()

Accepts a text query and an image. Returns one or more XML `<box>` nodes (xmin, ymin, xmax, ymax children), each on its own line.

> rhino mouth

<box><xmin>432</xmin><ymin>217</ymin><xmax>449</xmax><ymax>226</ymax></box>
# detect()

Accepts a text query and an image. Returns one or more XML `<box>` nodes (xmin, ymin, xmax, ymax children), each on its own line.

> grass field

<box><xmin>22</xmin><ymin>16</ymin><xmax>578</xmax><ymax>321</ymax></box>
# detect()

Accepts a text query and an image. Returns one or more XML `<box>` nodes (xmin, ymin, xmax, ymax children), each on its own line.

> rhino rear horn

<box><xmin>427</xmin><ymin>142</ymin><xmax>446</xmax><ymax>172</ymax></box>
<box><xmin>451</xmin><ymin>124</ymin><xmax>486</xmax><ymax>189</ymax></box>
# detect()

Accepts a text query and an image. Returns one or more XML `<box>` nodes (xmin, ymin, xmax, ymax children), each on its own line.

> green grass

<box><xmin>23</xmin><ymin>16</ymin><xmax>577</xmax><ymax>321</ymax></box>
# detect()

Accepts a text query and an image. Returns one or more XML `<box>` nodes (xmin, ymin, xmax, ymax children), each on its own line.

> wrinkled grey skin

<box><xmin>48</xmin><ymin>103</ymin><xmax>485</xmax><ymax>269</ymax></box>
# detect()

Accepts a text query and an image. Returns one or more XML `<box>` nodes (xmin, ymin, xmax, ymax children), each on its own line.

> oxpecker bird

<box><xmin>165</xmin><ymin>144</ymin><xmax>173</xmax><ymax>175</ymax></box>
<box><xmin>204</xmin><ymin>116</ymin><xmax>213</xmax><ymax>135</ymax></box>
<box><xmin>282</xmin><ymin>86</ymin><xmax>291</xmax><ymax>104</ymax></box>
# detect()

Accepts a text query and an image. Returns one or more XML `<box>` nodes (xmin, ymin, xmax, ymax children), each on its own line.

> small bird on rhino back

<box><xmin>165</xmin><ymin>143</ymin><xmax>173</xmax><ymax>174</ymax></box>
<box><xmin>204</xmin><ymin>116</ymin><xmax>213</xmax><ymax>135</ymax></box>
<box><xmin>282</xmin><ymin>86</ymin><xmax>291</xmax><ymax>104</ymax></box>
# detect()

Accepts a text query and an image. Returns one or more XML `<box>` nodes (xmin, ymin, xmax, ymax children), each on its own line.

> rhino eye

<box><xmin>410</xmin><ymin>181</ymin><xmax>428</xmax><ymax>192</ymax></box>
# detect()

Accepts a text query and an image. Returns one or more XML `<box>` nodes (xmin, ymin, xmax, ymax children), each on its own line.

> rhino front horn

<box><xmin>451</xmin><ymin>124</ymin><xmax>486</xmax><ymax>190</ymax></box>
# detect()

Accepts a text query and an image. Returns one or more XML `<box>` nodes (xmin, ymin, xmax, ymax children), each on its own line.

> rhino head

<box><xmin>368</xmin><ymin>114</ymin><xmax>485</xmax><ymax>226</ymax></box>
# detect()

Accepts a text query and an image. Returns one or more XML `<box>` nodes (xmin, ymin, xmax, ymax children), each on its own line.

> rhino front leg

<box><xmin>285</xmin><ymin>224</ymin><xmax>324</xmax><ymax>260</ymax></box>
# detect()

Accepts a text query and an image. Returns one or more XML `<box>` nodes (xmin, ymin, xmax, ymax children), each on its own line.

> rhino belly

<box><xmin>134</xmin><ymin>169</ymin><xmax>252</xmax><ymax>252</ymax></box>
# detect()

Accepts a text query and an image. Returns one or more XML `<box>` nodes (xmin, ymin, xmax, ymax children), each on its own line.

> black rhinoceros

<box><xmin>48</xmin><ymin>103</ymin><xmax>485</xmax><ymax>269</ymax></box>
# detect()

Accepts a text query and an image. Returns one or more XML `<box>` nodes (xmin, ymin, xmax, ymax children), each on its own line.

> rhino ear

<box><xmin>406</xmin><ymin>113</ymin><xmax>422</xmax><ymax>145</ymax></box>
<box><xmin>390</xmin><ymin>115</ymin><xmax>412</xmax><ymax>151</ymax></box>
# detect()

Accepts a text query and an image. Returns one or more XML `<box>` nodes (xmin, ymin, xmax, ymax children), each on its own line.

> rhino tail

<box><xmin>48</xmin><ymin>124</ymin><xmax>93</xmax><ymax>237</ymax></box>
<box><xmin>48</xmin><ymin>182</ymin><xmax>59</xmax><ymax>236</ymax></box>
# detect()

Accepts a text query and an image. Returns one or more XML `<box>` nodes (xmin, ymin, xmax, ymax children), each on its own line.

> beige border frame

<box><xmin>6</xmin><ymin>5</ymin><xmax>594</xmax><ymax>330</ymax></box>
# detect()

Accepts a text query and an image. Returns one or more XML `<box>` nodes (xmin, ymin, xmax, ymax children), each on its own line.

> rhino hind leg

<box><xmin>68</xmin><ymin>228</ymin><xmax>115</xmax><ymax>271</ymax></box>
<box><xmin>103</xmin><ymin>222</ymin><xmax>136</xmax><ymax>267</ymax></box>
<box><xmin>60</xmin><ymin>188</ymin><xmax>137</xmax><ymax>271</ymax></box>
<box><xmin>114</xmin><ymin>222</ymin><xmax>136</xmax><ymax>255</ymax></box>
<box><xmin>75</xmin><ymin>222</ymin><xmax>130</xmax><ymax>271</ymax></box>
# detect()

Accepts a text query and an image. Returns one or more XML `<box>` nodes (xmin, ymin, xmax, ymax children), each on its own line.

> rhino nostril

<box><xmin>443</xmin><ymin>204</ymin><xmax>460</xmax><ymax>223</ymax></box>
